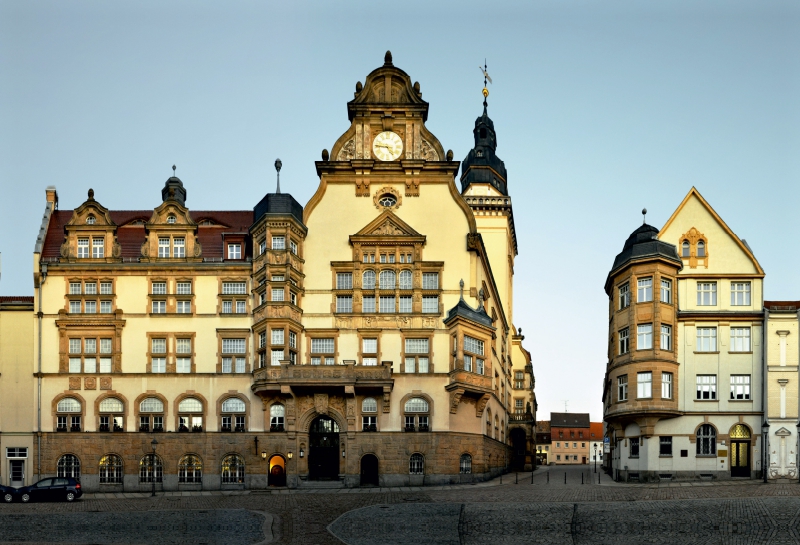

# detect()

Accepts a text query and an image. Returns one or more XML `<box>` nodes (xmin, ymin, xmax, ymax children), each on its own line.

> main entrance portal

<box><xmin>730</xmin><ymin>424</ymin><xmax>751</xmax><ymax>478</ymax></box>
<box><xmin>309</xmin><ymin>416</ymin><xmax>340</xmax><ymax>480</ymax></box>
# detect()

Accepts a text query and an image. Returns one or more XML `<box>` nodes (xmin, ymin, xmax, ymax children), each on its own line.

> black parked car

<box><xmin>17</xmin><ymin>477</ymin><xmax>82</xmax><ymax>502</ymax></box>
<box><xmin>1</xmin><ymin>484</ymin><xmax>17</xmax><ymax>503</ymax></box>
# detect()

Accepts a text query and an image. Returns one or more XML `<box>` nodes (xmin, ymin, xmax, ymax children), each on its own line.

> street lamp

<box><xmin>150</xmin><ymin>439</ymin><xmax>158</xmax><ymax>497</ymax></box>
<box><xmin>593</xmin><ymin>443</ymin><xmax>598</xmax><ymax>473</ymax></box>
<box><xmin>762</xmin><ymin>420</ymin><xmax>769</xmax><ymax>483</ymax></box>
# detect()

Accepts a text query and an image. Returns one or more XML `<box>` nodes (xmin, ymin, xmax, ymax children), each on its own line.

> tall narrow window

<box><xmin>379</xmin><ymin>296</ymin><xmax>395</xmax><ymax>313</ymax></box>
<box><xmin>696</xmin><ymin>240</ymin><xmax>705</xmax><ymax>257</ymax></box>
<box><xmin>398</xmin><ymin>296</ymin><xmax>412</xmax><ymax>313</ymax></box>
<box><xmin>660</xmin><ymin>279</ymin><xmax>672</xmax><ymax>303</ymax></box>
<box><xmin>661</xmin><ymin>372</ymin><xmax>673</xmax><ymax>399</ymax></box>
<box><xmin>660</xmin><ymin>324</ymin><xmax>672</xmax><ymax>351</ymax></box>
<box><xmin>151</xmin><ymin>338</ymin><xmax>166</xmax><ymax>373</ymax></box>
<box><xmin>77</xmin><ymin>238</ymin><xmax>89</xmax><ymax>258</ymax></box>
<box><xmin>158</xmin><ymin>237</ymin><xmax>170</xmax><ymax>258</ymax></box>
<box><xmin>362</xmin><ymin>296</ymin><xmax>376</xmax><ymax>313</ymax></box>
<box><xmin>92</xmin><ymin>238</ymin><xmax>104</xmax><ymax>258</ymax></box>
<box><xmin>618</xmin><ymin>375</ymin><xmax>628</xmax><ymax>402</ymax></box>
<box><xmin>399</xmin><ymin>270</ymin><xmax>412</xmax><ymax>290</ymax></box>
<box><xmin>659</xmin><ymin>436</ymin><xmax>672</xmax><ymax>456</ymax></box>
<box><xmin>637</xmin><ymin>324</ymin><xmax>653</xmax><ymax>350</ymax></box>
<box><xmin>362</xmin><ymin>338</ymin><xmax>377</xmax><ymax>366</ymax></box>
<box><xmin>637</xmin><ymin>372</ymin><xmax>652</xmax><ymax>398</ymax></box>
<box><xmin>619</xmin><ymin>328</ymin><xmax>629</xmax><ymax>354</ymax></box>
<box><xmin>681</xmin><ymin>240</ymin><xmax>690</xmax><ymax>257</ymax></box>
<box><xmin>696</xmin><ymin>424</ymin><xmax>716</xmax><ymax>455</ymax></box>
<box><xmin>173</xmin><ymin>238</ymin><xmax>185</xmax><ymax>258</ymax></box>
<box><xmin>619</xmin><ymin>283</ymin><xmax>630</xmax><ymax>309</ymax></box>
<box><xmin>637</xmin><ymin>278</ymin><xmax>652</xmax><ymax>302</ymax></box>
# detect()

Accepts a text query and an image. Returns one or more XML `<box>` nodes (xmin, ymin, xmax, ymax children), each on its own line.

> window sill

<box><xmin>659</xmin><ymin>455</ymin><xmax>673</xmax><ymax>458</ymax></box>
<box><xmin>694</xmin><ymin>399</ymin><xmax>719</xmax><ymax>402</ymax></box>
<box><xmin>696</xmin><ymin>455</ymin><xmax>716</xmax><ymax>458</ymax></box>
<box><xmin>728</xmin><ymin>399</ymin><xmax>752</xmax><ymax>402</ymax></box>
<box><xmin>636</xmin><ymin>397</ymin><xmax>653</xmax><ymax>400</ymax></box>
<box><xmin>728</xmin><ymin>351</ymin><xmax>753</xmax><ymax>354</ymax></box>
<box><xmin>693</xmin><ymin>351</ymin><xmax>720</xmax><ymax>354</ymax></box>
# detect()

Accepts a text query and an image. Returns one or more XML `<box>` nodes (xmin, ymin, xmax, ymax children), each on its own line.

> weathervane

<box><xmin>479</xmin><ymin>60</ymin><xmax>492</xmax><ymax>110</ymax></box>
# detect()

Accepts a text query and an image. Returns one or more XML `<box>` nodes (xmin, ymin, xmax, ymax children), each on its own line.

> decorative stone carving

<box><xmin>395</xmin><ymin>316</ymin><xmax>410</xmax><ymax>329</ymax></box>
<box><xmin>337</xmin><ymin>138</ymin><xmax>356</xmax><ymax>161</ymax></box>
<box><xmin>68</xmin><ymin>377</ymin><xmax>81</xmax><ymax>390</ymax></box>
<box><xmin>421</xmin><ymin>139</ymin><xmax>439</xmax><ymax>161</ymax></box>
<box><xmin>371</xmin><ymin>221</ymin><xmax>405</xmax><ymax>236</ymax></box>
<box><xmin>335</xmin><ymin>317</ymin><xmax>351</xmax><ymax>329</ymax></box>
<box><xmin>467</xmin><ymin>233</ymin><xmax>481</xmax><ymax>252</ymax></box>
<box><xmin>476</xmin><ymin>394</ymin><xmax>491</xmax><ymax>417</ymax></box>
<box><xmin>193</xmin><ymin>241</ymin><xmax>202</xmax><ymax>257</ymax></box>
<box><xmin>140</xmin><ymin>241</ymin><xmax>149</xmax><ymax>257</ymax></box>
<box><xmin>111</xmin><ymin>239</ymin><xmax>121</xmax><ymax>258</ymax></box>
<box><xmin>372</xmin><ymin>187</ymin><xmax>402</xmax><ymax>210</ymax></box>
<box><xmin>99</xmin><ymin>376</ymin><xmax>112</xmax><ymax>390</ymax></box>
<box><xmin>383</xmin><ymin>390</ymin><xmax>391</xmax><ymax>413</ymax></box>
<box><xmin>314</xmin><ymin>393</ymin><xmax>328</xmax><ymax>415</ymax></box>
<box><xmin>449</xmin><ymin>388</ymin><xmax>465</xmax><ymax>413</ymax></box>
<box><xmin>422</xmin><ymin>317</ymin><xmax>438</xmax><ymax>328</ymax></box>
<box><xmin>84</xmin><ymin>377</ymin><xmax>96</xmax><ymax>390</ymax></box>
<box><xmin>60</xmin><ymin>240</ymin><xmax>70</xmax><ymax>259</ymax></box>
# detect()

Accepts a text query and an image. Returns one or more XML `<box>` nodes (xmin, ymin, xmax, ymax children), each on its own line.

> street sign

<box><xmin>603</xmin><ymin>436</ymin><xmax>611</xmax><ymax>453</ymax></box>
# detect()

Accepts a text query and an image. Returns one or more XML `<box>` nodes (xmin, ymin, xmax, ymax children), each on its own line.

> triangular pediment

<box><xmin>353</xmin><ymin>210</ymin><xmax>424</xmax><ymax>238</ymax></box>
<box><xmin>775</xmin><ymin>427</ymin><xmax>792</xmax><ymax>437</ymax></box>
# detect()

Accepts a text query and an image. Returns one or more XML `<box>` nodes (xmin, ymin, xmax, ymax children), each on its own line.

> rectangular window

<box><xmin>100</xmin><ymin>301</ymin><xmax>112</xmax><ymax>313</ymax></box>
<box><xmin>258</xmin><ymin>352</ymin><xmax>266</xmax><ymax>368</ymax></box>
<box><xmin>398</xmin><ymin>296</ymin><xmax>412</xmax><ymax>313</ymax></box>
<box><xmin>84</xmin><ymin>338</ymin><xmax>96</xmax><ymax>354</ymax></box>
<box><xmin>100</xmin><ymin>338</ymin><xmax>112</xmax><ymax>354</ymax></box>
<box><xmin>730</xmin><ymin>327</ymin><xmax>751</xmax><ymax>352</ymax></box>
<box><xmin>730</xmin><ymin>375</ymin><xmax>751</xmax><ymax>400</ymax></box>
<box><xmin>405</xmin><ymin>338</ymin><xmax>429</xmax><ymax>354</ymax></box>
<box><xmin>661</xmin><ymin>325</ymin><xmax>672</xmax><ymax>351</ymax></box>
<box><xmin>362</xmin><ymin>296</ymin><xmax>375</xmax><ymax>313</ymax></box>
<box><xmin>177</xmin><ymin>358</ymin><xmax>191</xmax><ymax>373</ymax></box>
<box><xmin>100</xmin><ymin>357</ymin><xmax>112</xmax><ymax>373</ymax></box>
<box><xmin>176</xmin><ymin>338</ymin><xmax>191</xmax><ymax>354</ymax></box>
<box><xmin>404</xmin><ymin>357</ymin><xmax>415</xmax><ymax>373</ymax></box>
<box><xmin>271</xmin><ymin>349</ymin><xmax>284</xmax><ymax>366</ymax></box>
<box><xmin>336</xmin><ymin>273</ymin><xmax>353</xmax><ymax>290</ymax></box>
<box><xmin>662</xmin><ymin>372</ymin><xmax>673</xmax><ymax>399</ymax></box>
<box><xmin>660</xmin><ymin>436</ymin><xmax>672</xmax><ymax>456</ymax></box>
<box><xmin>222</xmin><ymin>282</ymin><xmax>246</xmax><ymax>295</ymax></box>
<box><xmin>69</xmin><ymin>282</ymin><xmax>82</xmax><ymax>295</ymax></box>
<box><xmin>637</xmin><ymin>324</ymin><xmax>653</xmax><ymax>350</ymax></box>
<box><xmin>290</xmin><ymin>292</ymin><xmax>297</xmax><ymax>305</ymax></box>
<box><xmin>235</xmin><ymin>300</ymin><xmax>246</xmax><ymax>314</ymax></box>
<box><xmin>272</xmin><ymin>236</ymin><xmax>285</xmax><ymax>250</ymax></box>
<box><xmin>158</xmin><ymin>237</ymin><xmax>170</xmax><ymax>258</ymax></box>
<box><xmin>336</xmin><ymin>296</ymin><xmax>353</xmax><ymax>313</ymax></box>
<box><xmin>422</xmin><ymin>273</ymin><xmax>439</xmax><ymax>290</ymax></box>
<box><xmin>697</xmin><ymin>282</ymin><xmax>717</xmax><ymax>306</ymax></box>
<box><xmin>697</xmin><ymin>327</ymin><xmax>717</xmax><ymax>352</ymax></box>
<box><xmin>222</xmin><ymin>301</ymin><xmax>232</xmax><ymax>314</ymax></box>
<box><xmin>222</xmin><ymin>339</ymin><xmax>246</xmax><ymax>354</ymax></box>
<box><xmin>176</xmin><ymin>282</ymin><xmax>192</xmax><ymax>295</ymax></box>
<box><xmin>464</xmin><ymin>336</ymin><xmax>484</xmax><ymax>356</ymax></box>
<box><xmin>84</xmin><ymin>301</ymin><xmax>96</xmax><ymax>314</ymax></box>
<box><xmin>618</xmin><ymin>375</ymin><xmax>628</xmax><ymax>402</ymax></box>
<box><xmin>69</xmin><ymin>301</ymin><xmax>81</xmax><ymax>314</ymax></box>
<box><xmin>362</xmin><ymin>357</ymin><xmax>377</xmax><ymax>366</ymax></box>
<box><xmin>418</xmin><ymin>357</ymin><xmax>429</xmax><ymax>373</ymax></box>
<box><xmin>271</xmin><ymin>288</ymin><xmax>284</xmax><ymax>302</ymax></box>
<box><xmin>379</xmin><ymin>296</ymin><xmax>395</xmax><ymax>313</ymax></box>
<box><xmin>289</xmin><ymin>331</ymin><xmax>297</xmax><ymax>349</ymax></box>
<box><xmin>152</xmin><ymin>282</ymin><xmax>167</xmax><ymax>295</ymax></box>
<box><xmin>637</xmin><ymin>372</ymin><xmax>652</xmax><ymax>398</ymax></box>
<box><xmin>176</xmin><ymin>300</ymin><xmax>191</xmax><ymax>314</ymax></box>
<box><xmin>222</xmin><ymin>357</ymin><xmax>232</xmax><ymax>373</ymax></box>
<box><xmin>92</xmin><ymin>238</ymin><xmax>104</xmax><ymax>258</ymax></box>
<box><xmin>731</xmin><ymin>282</ymin><xmax>751</xmax><ymax>306</ymax></box>
<box><xmin>637</xmin><ymin>278</ymin><xmax>652</xmax><ymax>302</ymax></box>
<box><xmin>362</xmin><ymin>338</ymin><xmax>377</xmax><ymax>354</ymax></box>
<box><xmin>464</xmin><ymin>354</ymin><xmax>473</xmax><ymax>372</ymax></box>
<box><xmin>227</xmin><ymin>244</ymin><xmax>241</xmax><ymax>259</ymax></box>
<box><xmin>259</xmin><ymin>240</ymin><xmax>267</xmax><ymax>255</ymax></box>
<box><xmin>173</xmin><ymin>238</ymin><xmax>185</xmax><ymax>258</ymax></box>
<box><xmin>619</xmin><ymin>328</ymin><xmax>629</xmax><ymax>354</ymax></box>
<box><xmin>151</xmin><ymin>338</ymin><xmax>166</xmax><ymax>354</ymax></box>
<box><xmin>311</xmin><ymin>338</ymin><xmax>334</xmax><ymax>354</ymax></box>
<box><xmin>619</xmin><ymin>283</ymin><xmax>630</xmax><ymax>309</ymax></box>
<box><xmin>259</xmin><ymin>331</ymin><xmax>267</xmax><ymax>348</ymax></box>
<box><xmin>290</xmin><ymin>240</ymin><xmax>298</xmax><ymax>254</ymax></box>
<box><xmin>422</xmin><ymin>296</ymin><xmax>438</xmax><ymax>313</ymax></box>
<box><xmin>271</xmin><ymin>329</ymin><xmax>285</xmax><ymax>345</ymax></box>
<box><xmin>84</xmin><ymin>282</ymin><xmax>97</xmax><ymax>295</ymax></box>
<box><xmin>151</xmin><ymin>357</ymin><xmax>166</xmax><ymax>373</ymax></box>
<box><xmin>696</xmin><ymin>375</ymin><xmax>717</xmax><ymax>400</ymax></box>
<box><xmin>660</xmin><ymin>279</ymin><xmax>672</xmax><ymax>303</ymax></box>
<box><xmin>83</xmin><ymin>358</ymin><xmax>97</xmax><ymax>373</ymax></box>
<box><xmin>69</xmin><ymin>338</ymin><xmax>81</xmax><ymax>354</ymax></box>
<box><xmin>630</xmin><ymin>438</ymin><xmax>640</xmax><ymax>458</ymax></box>
<box><xmin>476</xmin><ymin>358</ymin><xmax>484</xmax><ymax>375</ymax></box>
<box><xmin>152</xmin><ymin>300</ymin><xmax>166</xmax><ymax>314</ymax></box>
<box><xmin>69</xmin><ymin>357</ymin><xmax>82</xmax><ymax>373</ymax></box>
<box><xmin>77</xmin><ymin>238</ymin><xmax>89</xmax><ymax>258</ymax></box>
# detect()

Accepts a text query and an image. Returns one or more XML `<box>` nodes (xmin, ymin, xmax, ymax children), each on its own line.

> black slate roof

<box><xmin>460</xmin><ymin>106</ymin><xmax>508</xmax><ymax>196</ymax></box>
<box><xmin>605</xmin><ymin>223</ymin><xmax>682</xmax><ymax>292</ymax></box>
<box><xmin>550</xmin><ymin>412</ymin><xmax>590</xmax><ymax>428</ymax></box>
<box><xmin>444</xmin><ymin>297</ymin><xmax>494</xmax><ymax>328</ymax></box>
<box><xmin>253</xmin><ymin>193</ymin><xmax>305</xmax><ymax>227</ymax></box>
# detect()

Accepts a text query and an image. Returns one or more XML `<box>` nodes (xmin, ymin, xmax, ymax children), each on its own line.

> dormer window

<box><xmin>228</xmin><ymin>244</ymin><xmax>241</xmax><ymax>260</ymax></box>
<box><xmin>167</xmin><ymin>215</ymin><xmax>176</xmax><ymax>224</ymax></box>
<box><xmin>86</xmin><ymin>215</ymin><xmax>96</xmax><ymax>225</ymax></box>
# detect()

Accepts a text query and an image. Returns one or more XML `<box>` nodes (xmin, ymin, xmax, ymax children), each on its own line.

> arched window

<box><xmin>681</xmin><ymin>240</ymin><xmax>690</xmax><ymax>257</ymax></box>
<box><xmin>404</xmin><ymin>397</ymin><xmax>430</xmax><ymax>432</ymax></box>
<box><xmin>697</xmin><ymin>240</ymin><xmax>705</xmax><ymax>257</ymax></box>
<box><xmin>178</xmin><ymin>454</ymin><xmax>203</xmax><ymax>483</ymax></box>
<box><xmin>362</xmin><ymin>397</ymin><xmax>377</xmax><ymax>432</ymax></box>
<box><xmin>379</xmin><ymin>270</ymin><xmax>396</xmax><ymax>290</ymax></box>
<box><xmin>178</xmin><ymin>397</ymin><xmax>203</xmax><ymax>432</ymax></box>
<box><xmin>139</xmin><ymin>454</ymin><xmax>163</xmax><ymax>483</ymax></box>
<box><xmin>362</xmin><ymin>270</ymin><xmax>376</xmax><ymax>290</ymax></box>
<box><xmin>459</xmin><ymin>453</ymin><xmax>472</xmax><ymax>474</ymax></box>
<box><xmin>139</xmin><ymin>397</ymin><xmax>164</xmax><ymax>432</ymax></box>
<box><xmin>57</xmin><ymin>454</ymin><xmax>81</xmax><ymax>479</ymax></box>
<box><xmin>270</xmin><ymin>404</ymin><xmax>285</xmax><ymax>432</ymax></box>
<box><xmin>99</xmin><ymin>397</ymin><xmax>124</xmax><ymax>432</ymax></box>
<box><xmin>86</xmin><ymin>215</ymin><xmax>96</xmax><ymax>225</ymax></box>
<box><xmin>409</xmin><ymin>453</ymin><xmax>424</xmax><ymax>475</ymax></box>
<box><xmin>167</xmin><ymin>215</ymin><xmax>176</xmax><ymax>224</ymax></box>
<box><xmin>399</xmin><ymin>270</ymin><xmax>412</xmax><ymax>290</ymax></box>
<box><xmin>494</xmin><ymin>415</ymin><xmax>500</xmax><ymax>440</ymax></box>
<box><xmin>98</xmin><ymin>454</ymin><xmax>123</xmax><ymax>484</ymax></box>
<box><xmin>221</xmin><ymin>454</ymin><xmax>245</xmax><ymax>484</ymax></box>
<box><xmin>56</xmin><ymin>397</ymin><xmax>81</xmax><ymax>432</ymax></box>
<box><xmin>221</xmin><ymin>398</ymin><xmax>246</xmax><ymax>432</ymax></box>
<box><xmin>696</xmin><ymin>424</ymin><xmax>716</xmax><ymax>456</ymax></box>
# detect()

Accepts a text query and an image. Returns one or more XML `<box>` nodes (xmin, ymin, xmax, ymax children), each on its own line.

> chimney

<box><xmin>45</xmin><ymin>186</ymin><xmax>58</xmax><ymax>211</ymax></box>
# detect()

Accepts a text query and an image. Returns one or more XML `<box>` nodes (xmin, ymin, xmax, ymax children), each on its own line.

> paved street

<box><xmin>1</xmin><ymin>466</ymin><xmax>800</xmax><ymax>544</ymax></box>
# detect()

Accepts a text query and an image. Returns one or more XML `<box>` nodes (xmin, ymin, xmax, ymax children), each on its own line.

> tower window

<box><xmin>480</xmin><ymin>128</ymin><xmax>487</xmax><ymax>138</ymax></box>
<box><xmin>476</xmin><ymin>150</ymin><xmax>483</xmax><ymax>157</ymax></box>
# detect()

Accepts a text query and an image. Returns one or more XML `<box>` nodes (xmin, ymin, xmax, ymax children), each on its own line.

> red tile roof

<box><xmin>0</xmin><ymin>296</ymin><xmax>34</xmax><ymax>303</ymax></box>
<box><xmin>41</xmin><ymin>210</ymin><xmax>253</xmax><ymax>260</ymax></box>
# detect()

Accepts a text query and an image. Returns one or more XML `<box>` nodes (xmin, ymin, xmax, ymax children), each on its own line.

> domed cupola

<box><xmin>460</xmin><ymin>100</ymin><xmax>508</xmax><ymax>195</ymax></box>
<box><xmin>161</xmin><ymin>166</ymin><xmax>187</xmax><ymax>206</ymax></box>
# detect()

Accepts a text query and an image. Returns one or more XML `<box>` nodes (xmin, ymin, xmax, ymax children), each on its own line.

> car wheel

<box><xmin>65</xmin><ymin>491</ymin><xmax>75</xmax><ymax>502</ymax></box>
<box><xmin>3</xmin><ymin>493</ymin><xmax>12</xmax><ymax>503</ymax></box>
<box><xmin>21</xmin><ymin>493</ymin><xmax>30</xmax><ymax>503</ymax></box>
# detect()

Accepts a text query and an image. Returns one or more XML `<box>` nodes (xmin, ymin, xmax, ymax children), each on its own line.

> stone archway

<box><xmin>268</xmin><ymin>455</ymin><xmax>286</xmax><ymax>487</ymax></box>
<box><xmin>309</xmin><ymin>416</ymin><xmax>340</xmax><ymax>480</ymax></box>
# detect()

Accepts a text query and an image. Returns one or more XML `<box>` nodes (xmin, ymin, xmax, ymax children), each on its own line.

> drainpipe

<box><xmin>37</xmin><ymin>264</ymin><xmax>47</xmax><ymax>481</ymax></box>
<box><xmin>763</xmin><ymin>308</ymin><xmax>769</xmax><ymax>482</ymax></box>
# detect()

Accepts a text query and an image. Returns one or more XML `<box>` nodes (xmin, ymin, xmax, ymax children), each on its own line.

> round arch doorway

<box><xmin>730</xmin><ymin>424</ymin><xmax>751</xmax><ymax>478</ymax></box>
<box><xmin>309</xmin><ymin>416</ymin><xmax>340</xmax><ymax>480</ymax></box>
<box><xmin>360</xmin><ymin>454</ymin><xmax>379</xmax><ymax>486</ymax></box>
<box><xmin>268</xmin><ymin>455</ymin><xmax>286</xmax><ymax>487</ymax></box>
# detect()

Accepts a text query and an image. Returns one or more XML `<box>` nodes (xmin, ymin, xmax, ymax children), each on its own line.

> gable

<box><xmin>659</xmin><ymin>188</ymin><xmax>764</xmax><ymax>276</ymax></box>
<box><xmin>351</xmin><ymin>210</ymin><xmax>425</xmax><ymax>242</ymax></box>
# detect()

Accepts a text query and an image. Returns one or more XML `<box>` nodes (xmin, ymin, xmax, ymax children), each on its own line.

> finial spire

<box><xmin>274</xmin><ymin>158</ymin><xmax>282</xmax><ymax>194</ymax></box>
<box><xmin>459</xmin><ymin>279</ymin><xmax>465</xmax><ymax>300</ymax></box>
<box><xmin>642</xmin><ymin>208</ymin><xmax>647</xmax><ymax>225</ymax></box>
<box><xmin>479</xmin><ymin>60</ymin><xmax>492</xmax><ymax>112</ymax></box>
<box><xmin>172</xmin><ymin>165</ymin><xmax>176</xmax><ymax>177</ymax></box>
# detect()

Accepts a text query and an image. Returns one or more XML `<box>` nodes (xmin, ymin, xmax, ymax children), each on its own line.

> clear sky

<box><xmin>1</xmin><ymin>0</ymin><xmax>798</xmax><ymax>422</ymax></box>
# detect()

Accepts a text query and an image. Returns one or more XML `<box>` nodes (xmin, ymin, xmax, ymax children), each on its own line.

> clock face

<box><xmin>372</xmin><ymin>131</ymin><xmax>403</xmax><ymax>161</ymax></box>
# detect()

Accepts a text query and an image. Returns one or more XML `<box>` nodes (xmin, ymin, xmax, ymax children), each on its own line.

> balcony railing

<box><xmin>362</xmin><ymin>424</ymin><xmax>377</xmax><ymax>432</ymax></box>
<box><xmin>252</xmin><ymin>362</ymin><xmax>392</xmax><ymax>394</ymax></box>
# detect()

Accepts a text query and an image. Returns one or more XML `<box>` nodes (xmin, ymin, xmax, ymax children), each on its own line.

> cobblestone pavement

<box><xmin>1</xmin><ymin>466</ymin><xmax>800</xmax><ymax>544</ymax></box>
